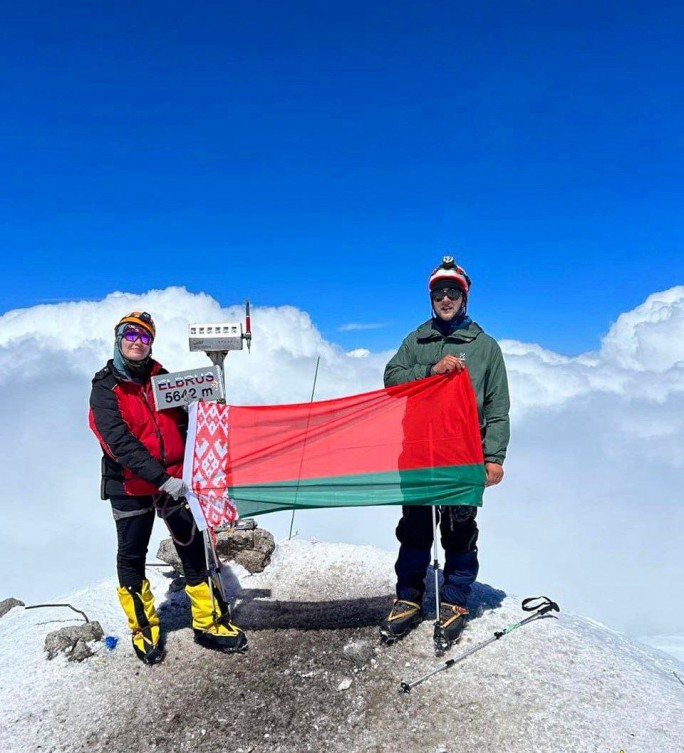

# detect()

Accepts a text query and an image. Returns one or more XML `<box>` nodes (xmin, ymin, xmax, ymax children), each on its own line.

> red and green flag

<box><xmin>184</xmin><ymin>373</ymin><xmax>485</xmax><ymax>527</ymax></box>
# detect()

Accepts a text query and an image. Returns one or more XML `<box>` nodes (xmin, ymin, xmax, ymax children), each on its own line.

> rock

<box><xmin>156</xmin><ymin>527</ymin><xmax>276</xmax><ymax>575</ymax></box>
<box><xmin>70</xmin><ymin>639</ymin><xmax>94</xmax><ymax>662</ymax></box>
<box><xmin>233</xmin><ymin>549</ymin><xmax>270</xmax><ymax>573</ymax></box>
<box><xmin>215</xmin><ymin>529</ymin><xmax>276</xmax><ymax>573</ymax></box>
<box><xmin>342</xmin><ymin>640</ymin><xmax>375</xmax><ymax>667</ymax></box>
<box><xmin>155</xmin><ymin>539</ymin><xmax>183</xmax><ymax>573</ymax></box>
<box><xmin>337</xmin><ymin>678</ymin><xmax>353</xmax><ymax>691</ymax></box>
<box><xmin>0</xmin><ymin>597</ymin><xmax>25</xmax><ymax>618</ymax></box>
<box><xmin>45</xmin><ymin>621</ymin><xmax>104</xmax><ymax>662</ymax></box>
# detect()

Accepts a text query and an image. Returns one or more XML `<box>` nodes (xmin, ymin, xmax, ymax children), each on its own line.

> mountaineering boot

<box><xmin>116</xmin><ymin>580</ymin><xmax>164</xmax><ymax>665</ymax></box>
<box><xmin>433</xmin><ymin>602</ymin><xmax>469</xmax><ymax>653</ymax></box>
<box><xmin>185</xmin><ymin>581</ymin><xmax>248</xmax><ymax>653</ymax></box>
<box><xmin>379</xmin><ymin>599</ymin><xmax>422</xmax><ymax>643</ymax></box>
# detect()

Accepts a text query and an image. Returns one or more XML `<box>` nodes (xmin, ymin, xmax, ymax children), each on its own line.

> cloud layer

<box><xmin>1</xmin><ymin>287</ymin><xmax>683</xmax><ymax>638</ymax></box>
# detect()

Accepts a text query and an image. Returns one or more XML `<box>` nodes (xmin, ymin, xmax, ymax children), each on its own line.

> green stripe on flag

<box><xmin>230</xmin><ymin>464</ymin><xmax>485</xmax><ymax>517</ymax></box>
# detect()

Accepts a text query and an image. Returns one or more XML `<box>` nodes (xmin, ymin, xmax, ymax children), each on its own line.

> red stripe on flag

<box><xmin>224</xmin><ymin>372</ymin><xmax>483</xmax><ymax>486</ymax></box>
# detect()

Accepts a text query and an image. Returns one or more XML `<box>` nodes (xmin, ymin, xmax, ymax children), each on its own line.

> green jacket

<box><xmin>384</xmin><ymin>318</ymin><xmax>510</xmax><ymax>465</ymax></box>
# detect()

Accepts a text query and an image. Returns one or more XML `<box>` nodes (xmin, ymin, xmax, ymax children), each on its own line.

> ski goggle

<box><xmin>430</xmin><ymin>287</ymin><xmax>463</xmax><ymax>302</ymax></box>
<box><xmin>122</xmin><ymin>328</ymin><xmax>153</xmax><ymax>345</ymax></box>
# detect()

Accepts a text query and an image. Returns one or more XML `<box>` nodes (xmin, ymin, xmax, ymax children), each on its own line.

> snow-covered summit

<box><xmin>1</xmin><ymin>540</ymin><xmax>682</xmax><ymax>753</ymax></box>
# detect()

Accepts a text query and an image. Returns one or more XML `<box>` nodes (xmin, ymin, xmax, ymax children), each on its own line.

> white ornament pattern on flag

<box><xmin>191</xmin><ymin>401</ymin><xmax>238</xmax><ymax>526</ymax></box>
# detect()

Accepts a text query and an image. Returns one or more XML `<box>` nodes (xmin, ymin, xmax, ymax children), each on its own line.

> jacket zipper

<box><xmin>141</xmin><ymin>386</ymin><xmax>167</xmax><ymax>466</ymax></box>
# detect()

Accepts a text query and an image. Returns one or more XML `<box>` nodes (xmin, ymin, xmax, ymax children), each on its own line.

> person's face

<box><xmin>431</xmin><ymin>287</ymin><xmax>463</xmax><ymax>322</ymax></box>
<box><xmin>120</xmin><ymin>327</ymin><xmax>152</xmax><ymax>361</ymax></box>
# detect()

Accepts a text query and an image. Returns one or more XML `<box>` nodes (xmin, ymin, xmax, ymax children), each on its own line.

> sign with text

<box><xmin>152</xmin><ymin>366</ymin><xmax>224</xmax><ymax>410</ymax></box>
<box><xmin>188</xmin><ymin>322</ymin><xmax>243</xmax><ymax>352</ymax></box>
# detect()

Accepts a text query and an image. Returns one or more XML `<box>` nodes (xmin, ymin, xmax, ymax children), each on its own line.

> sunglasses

<box><xmin>123</xmin><ymin>329</ymin><xmax>153</xmax><ymax>345</ymax></box>
<box><xmin>430</xmin><ymin>287</ymin><xmax>463</xmax><ymax>302</ymax></box>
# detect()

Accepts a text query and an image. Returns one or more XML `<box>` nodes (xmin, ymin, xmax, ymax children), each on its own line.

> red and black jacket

<box><xmin>89</xmin><ymin>359</ymin><xmax>187</xmax><ymax>499</ymax></box>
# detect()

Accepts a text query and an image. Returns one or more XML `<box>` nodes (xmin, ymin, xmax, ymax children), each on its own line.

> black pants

<box><xmin>110</xmin><ymin>495</ymin><xmax>207</xmax><ymax>589</ymax></box>
<box><xmin>395</xmin><ymin>505</ymin><xmax>479</xmax><ymax>607</ymax></box>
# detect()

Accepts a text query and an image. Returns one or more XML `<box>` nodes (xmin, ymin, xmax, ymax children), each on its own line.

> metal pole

<box><xmin>428</xmin><ymin>422</ymin><xmax>440</xmax><ymax>623</ymax></box>
<box><xmin>201</xmin><ymin>349</ymin><xmax>228</xmax><ymax>622</ymax></box>
<box><xmin>432</xmin><ymin>505</ymin><xmax>440</xmax><ymax>623</ymax></box>
<box><xmin>402</xmin><ymin>634</ymin><xmax>501</xmax><ymax>692</ymax></box>
<box><xmin>400</xmin><ymin>597</ymin><xmax>560</xmax><ymax>693</ymax></box>
<box><xmin>244</xmin><ymin>299</ymin><xmax>252</xmax><ymax>353</ymax></box>
<box><xmin>289</xmin><ymin>356</ymin><xmax>321</xmax><ymax>540</ymax></box>
<box><xmin>25</xmin><ymin>603</ymin><xmax>91</xmax><ymax>623</ymax></box>
<box><xmin>207</xmin><ymin>351</ymin><xmax>228</xmax><ymax>401</ymax></box>
<box><xmin>203</xmin><ymin>529</ymin><xmax>219</xmax><ymax>623</ymax></box>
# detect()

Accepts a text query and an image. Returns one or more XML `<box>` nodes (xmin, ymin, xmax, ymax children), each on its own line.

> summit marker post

<box><xmin>186</xmin><ymin>300</ymin><xmax>252</xmax><ymax>612</ymax></box>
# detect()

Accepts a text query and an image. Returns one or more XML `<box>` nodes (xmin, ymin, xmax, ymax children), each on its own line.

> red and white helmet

<box><xmin>428</xmin><ymin>256</ymin><xmax>471</xmax><ymax>295</ymax></box>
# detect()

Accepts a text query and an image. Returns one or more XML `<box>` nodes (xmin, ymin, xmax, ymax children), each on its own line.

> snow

<box><xmin>1</xmin><ymin>539</ymin><xmax>682</xmax><ymax>753</ymax></box>
<box><xmin>638</xmin><ymin>635</ymin><xmax>684</xmax><ymax>664</ymax></box>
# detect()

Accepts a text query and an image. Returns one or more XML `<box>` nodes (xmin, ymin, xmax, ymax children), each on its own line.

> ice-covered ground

<box><xmin>1</xmin><ymin>539</ymin><xmax>683</xmax><ymax>753</ymax></box>
<box><xmin>638</xmin><ymin>634</ymin><xmax>684</xmax><ymax>664</ymax></box>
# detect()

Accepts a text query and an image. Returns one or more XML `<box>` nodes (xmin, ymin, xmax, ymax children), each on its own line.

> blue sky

<box><xmin>1</xmin><ymin>0</ymin><xmax>683</xmax><ymax>354</ymax></box>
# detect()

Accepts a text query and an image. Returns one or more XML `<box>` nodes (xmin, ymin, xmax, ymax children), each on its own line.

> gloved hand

<box><xmin>159</xmin><ymin>477</ymin><xmax>188</xmax><ymax>501</ymax></box>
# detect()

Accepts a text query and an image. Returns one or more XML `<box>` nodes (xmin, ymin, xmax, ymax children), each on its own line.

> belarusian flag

<box><xmin>183</xmin><ymin>372</ymin><xmax>484</xmax><ymax>528</ymax></box>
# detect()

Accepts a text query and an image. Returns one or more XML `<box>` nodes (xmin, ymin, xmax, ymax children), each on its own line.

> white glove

<box><xmin>159</xmin><ymin>477</ymin><xmax>188</xmax><ymax>501</ymax></box>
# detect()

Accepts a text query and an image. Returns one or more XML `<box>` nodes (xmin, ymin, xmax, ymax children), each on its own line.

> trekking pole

<box><xmin>203</xmin><ymin>529</ymin><xmax>220</xmax><ymax>621</ymax></box>
<box><xmin>205</xmin><ymin>528</ymin><xmax>230</xmax><ymax>597</ymax></box>
<box><xmin>432</xmin><ymin>505</ymin><xmax>440</xmax><ymax>626</ymax></box>
<box><xmin>400</xmin><ymin>596</ymin><xmax>560</xmax><ymax>694</ymax></box>
<box><xmin>428</xmin><ymin>425</ymin><xmax>441</xmax><ymax>631</ymax></box>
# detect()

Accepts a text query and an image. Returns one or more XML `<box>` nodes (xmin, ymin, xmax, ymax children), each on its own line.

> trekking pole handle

<box><xmin>521</xmin><ymin>596</ymin><xmax>560</xmax><ymax>616</ymax></box>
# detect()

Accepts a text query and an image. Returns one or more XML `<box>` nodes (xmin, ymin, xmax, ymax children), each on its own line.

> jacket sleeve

<box><xmin>482</xmin><ymin>342</ymin><xmax>511</xmax><ymax>465</ymax></box>
<box><xmin>384</xmin><ymin>336</ymin><xmax>432</xmax><ymax>387</ymax></box>
<box><xmin>89</xmin><ymin>381</ymin><xmax>170</xmax><ymax>488</ymax></box>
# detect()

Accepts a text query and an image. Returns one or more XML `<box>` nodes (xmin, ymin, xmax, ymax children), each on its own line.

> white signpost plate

<box><xmin>152</xmin><ymin>365</ymin><xmax>224</xmax><ymax>410</ymax></box>
<box><xmin>188</xmin><ymin>322</ymin><xmax>244</xmax><ymax>352</ymax></box>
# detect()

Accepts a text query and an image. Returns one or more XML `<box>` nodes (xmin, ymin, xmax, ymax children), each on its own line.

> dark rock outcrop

<box><xmin>0</xmin><ymin>597</ymin><xmax>25</xmax><ymax>618</ymax></box>
<box><xmin>45</xmin><ymin>621</ymin><xmax>104</xmax><ymax>662</ymax></box>
<box><xmin>156</xmin><ymin>527</ymin><xmax>275</xmax><ymax>574</ymax></box>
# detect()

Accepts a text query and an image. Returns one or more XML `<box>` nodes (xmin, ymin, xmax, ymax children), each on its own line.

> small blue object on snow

<box><xmin>104</xmin><ymin>636</ymin><xmax>119</xmax><ymax>651</ymax></box>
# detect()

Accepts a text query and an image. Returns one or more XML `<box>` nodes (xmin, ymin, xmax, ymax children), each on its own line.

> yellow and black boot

<box><xmin>379</xmin><ymin>599</ymin><xmax>422</xmax><ymax>642</ymax></box>
<box><xmin>186</xmin><ymin>581</ymin><xmax>248</xmax><ymax>653</ymax></box>
<box><xmin>433</xmin><ymin>602</ymin><xmax>469</xmax><ymax>653</ymax></box>
<box><xmin>116</xmin><ymin>580</ymin><xmax>164</xmax><ymax>665</ymax></box>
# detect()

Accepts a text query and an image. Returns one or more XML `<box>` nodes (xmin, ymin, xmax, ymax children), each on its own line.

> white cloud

<box><xmin>1</xmin><ymin>286</ymin><xmax>683</xmax><ymax>640</ymax></box>
<box><xmin>600</xmin><ymin>286</ymin><xmax>684</xmax><ymax>372</ymax></box>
